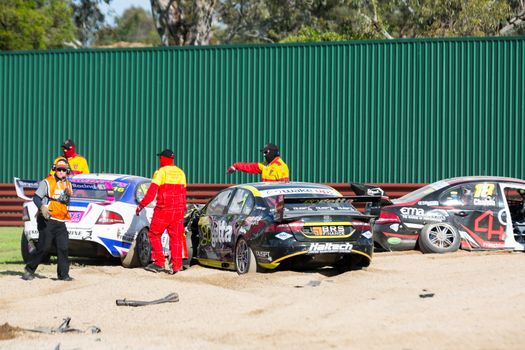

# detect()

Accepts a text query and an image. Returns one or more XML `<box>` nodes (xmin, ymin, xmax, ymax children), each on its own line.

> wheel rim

<box><xmin>236</xmin><ymin>239</ymin><xmax>249</xmax><ymax>273</ymax></box>
<box><xmin>428</xmin><ymin>225</ymin><xmax>456</xmax><ymax>249</ymax></box>
<box><xmin>138</xmin><ymin>231</ymin><xmax>151</xmax><ymax>265</ymax></box>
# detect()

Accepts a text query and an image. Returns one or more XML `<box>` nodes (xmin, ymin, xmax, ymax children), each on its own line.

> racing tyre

<box><xmin>235</xmin><ymin>237</ymin><xmax>258</xmax><ymax>274</ymax></box>
<box><xmin>21</xmin><ymin>231</ymin><xmax>31</xmax><ymax>263</ymax></box>
<box><xmin>136</xmin><ymin>228</ymin><xmax>152</xmax><ymax>267</ymax></box>
<box><xmin>419</xmin><ymin>223</ymin><xmax>461</xmax><ymax>254</ymax></box>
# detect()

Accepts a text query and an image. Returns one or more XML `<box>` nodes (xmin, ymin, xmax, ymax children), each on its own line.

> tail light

<box><xmin>22</xmin><ymin>207</ymin><xmax>30</xmax><ymax>221</ymax></box>
<box><xmin>351</xmin><ymin>221</ymin><xmax>371</xmax><ymax>231</ymax></box>
<box><xmin>376</xmin><ymin>211</ymin><xmax>401</xmax><ymax>224</ymax></box>
<box><xmin>267</xmin><ymin>221</ymin><xmax>304</xmax><ymax>233</ymax></box>
<box><xmin>96</xmin><ymin>210</ymin><xmax>124</xmax><ymax>224</ymax></box>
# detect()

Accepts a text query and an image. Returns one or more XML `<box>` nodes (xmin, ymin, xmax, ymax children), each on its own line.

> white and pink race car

<box><xmin>15</xmin><ymin>174</ymin><xmax>175</xmax><ymax>267</ymax></box>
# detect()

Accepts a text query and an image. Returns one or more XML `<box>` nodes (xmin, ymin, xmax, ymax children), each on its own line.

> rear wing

<box><xmin>13</xmin><ymin>177</ymin><xmax>116</xmax><ymax>202</ymax></box>
<box><xmin>269</xmin><ymin>195</ymin><xmax>382</xmax><ymax>223</ymax></box>
<box><xmin>13</xmin><ymin>178</ymin><xmax>40</xmax><ymax>201</ymax></box>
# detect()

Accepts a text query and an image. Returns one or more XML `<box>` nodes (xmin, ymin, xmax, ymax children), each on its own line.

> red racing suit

<box><xmin>138</xmin><ymin>164</ymin><xmax>187</xmax><ymax>270</ymax></box>
<box><xmin>233</xmin><ymin>156</ymin><xmax>289</xmax><ymax>182</ymax></box>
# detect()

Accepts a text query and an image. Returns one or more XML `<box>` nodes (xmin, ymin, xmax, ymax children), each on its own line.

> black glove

<box><xmin>58</xmin><ymin>188</ymin><xmax>71</xmax><ymax>204</ymax></box>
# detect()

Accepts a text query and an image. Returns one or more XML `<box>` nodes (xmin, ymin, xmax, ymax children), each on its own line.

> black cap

<box><xmin>261</xmin><ymin>143</ymin><xmax>278</xmax><ymax>153</ymax></box>
<box><xmin>62</xmin><ymin>139</ymin><xmax>75</xmax><ymax>149</ymax></box>
<box><xmin>157</xmin><ymin>149</ymin><xmax>175</xmax><ymax>158</ymax></box>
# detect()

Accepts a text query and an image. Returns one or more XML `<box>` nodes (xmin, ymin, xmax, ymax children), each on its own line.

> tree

<box><xmin>72</xmin><ymin>0</ymin><xmax>111</xmax><ymax>47</ymax></box>
<box><xmin>280</xmin><ymin>26</ymin><xmax>348</xmax><ymax>43</ymax></box>
<box><xmin>0</xmin><ymin>0</ymin><xmax>76</xmax><ymax>50</ymax></box>
<box><xmin>150</xmin><ymin>0</ymin><xmax>217</xmax><ymax>45</ymax></box>
<box><xmin>95</xmin><ymin>7</ymin><xmax>160</xmax><ymax>46</ymax></box>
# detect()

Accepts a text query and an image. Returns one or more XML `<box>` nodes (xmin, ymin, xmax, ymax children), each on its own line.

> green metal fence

<box><xmin>1</xmin><ymin>37</ymin><xmax>523</xmax><ymax>183</ymax></box>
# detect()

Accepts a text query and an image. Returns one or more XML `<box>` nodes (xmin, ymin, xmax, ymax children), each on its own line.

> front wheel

<box><xmin>419</xmin><ymin>223</ymin><xmax>461</xmax><ymax>254</ymax></box>
<box><xmin>235</xmin><ymin>237</ymin><xmax>258</xmax><ymax>274</ymax></box>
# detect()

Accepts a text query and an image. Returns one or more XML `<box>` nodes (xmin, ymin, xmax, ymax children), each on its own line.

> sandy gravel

<box><xmin>1</xmin><ymin>250</ymin><xmax>525</xmax><ymax>350</ymax></box>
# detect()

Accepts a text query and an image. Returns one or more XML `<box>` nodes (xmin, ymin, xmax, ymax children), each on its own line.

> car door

<box><xmin>500</xmin><ymin>184</ymin><xmax>525</xmax><ymax>249</ymax></box>
<box><xmin>223</xmin><ymin>189</ymin><xmax>256</xmax><ymax>259</ymax></box>
<box><xmin>441</xmin><ymin>182</ymin><xmax>504</xmax><ymax>249</ymax></box>
<box><xmin>197</xmin><ymin>189</ymin><xmax>236</xmax><ymax>261</ymax></box>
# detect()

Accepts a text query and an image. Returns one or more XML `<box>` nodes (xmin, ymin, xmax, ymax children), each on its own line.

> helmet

<box><xmin>52</xmin><ymin>157</ymin><xmax>71</xmax><ymax>174</ymax></box>
<box><xmin>261</xmin><ymin>143</ymin><xmax>279</xmax><ymax>163</ymax></box>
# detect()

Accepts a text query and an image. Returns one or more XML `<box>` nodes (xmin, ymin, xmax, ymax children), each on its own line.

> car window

<box><xmin>440</xmin><ymin>183</ymin><xmax>497</xmax><ymax>207</ymax></box>
<box><xmin>71</xmin><ymin>181</ymin><xmax>129</xmax><ymax>202</ymax></box>
<box><xmin>440</xmin><ymin>184</ymin><xmax>474</xmax><ymax>206</ymax></box>
<box><xmin>206</xmin><ymin>189</ymin><xmax>235</xmax><ymax>215</ymax></box>
<box><xmin>135</xmin><ymin>181</ymin><xmax>149</xmax><ymax>202</ymax></box>
<box><xmin>228</xmin><ymin>189</ymin><xmax>255</xmax><ymax>215</ymax></box>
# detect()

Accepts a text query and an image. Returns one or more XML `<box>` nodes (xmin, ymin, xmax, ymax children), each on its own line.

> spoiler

<box><xmin>268</xmin><ymin>194</ymin><xmax>381</xmax><ymax>223</ymax></box>
<box><xmin>13</xmin><ymin>177</ymin><xmax>116</xmax><ymax>202</ymax></box>
<box><xmin>13</xmin><ymin>178</ymin><xmax>40</xmax><ymax>201</ymax></box>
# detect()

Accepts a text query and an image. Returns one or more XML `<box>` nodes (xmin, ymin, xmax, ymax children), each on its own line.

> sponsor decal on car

<box><xmin>310</xmin><ymin>226</ymin><xmax>345</xmax><ymax>236</ymax></box>
<box><xmin>25</xmin><ymin>229</ymin><xmax>39</xmax><ymax>239</ymax></box>
<box><xmin>387</xmin><ymin>237</ymin><xmax>402</xmax><ymax>245</ymax></box>
<box><xmin>211</xmin><ymin>221</ymin><xmax>233</xmax><ymax>248</ymax></box>
<box><xmin>473</xmin><ymin>198</ymin><xmax>496</xmax><ymax>206</ymax></box>
<box><xmin>255</xmin><ymin>250</ymin><xmax>272</xmax><ymax>261</ymax></box>
<box><xmin>418</xmin><ymin>201</ymin><xmax>439</xmax><ymax>206</ymax></box>
<box><xmin>259</xmin><ymin>188</ymin><xmax>340</xmax><ymax>198</ymax></box>
<box><xmin>308</xmin><ymin>242</ymin><xmax>353</xmax><ymax>253</ymax></box>
<box><xmin>275</xmin><ymin>232</ymin><xmax>293</xmax><ymax>240</ymax></box>
<box><xmin>362</xmin><ymin>230</ymin><xmax>373</xmax><ymax>239</ymax></box>
<box><xmin>400</xmin><ymin>207</ymin><xmax>446</xmax><ymax>222</ymax></box>
<box><xmin>68</xmin><ymin>230</ymin><xmax>93</xmax><ymax>240</ymax></box>
<box><xmin>69</xmin><ymin>211</ymin><xmax>84</xmax><ymax>223</ymax></box>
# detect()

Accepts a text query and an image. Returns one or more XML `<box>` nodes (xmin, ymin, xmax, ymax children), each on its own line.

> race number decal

<box><xmin>474</xmin><ymin>184</ymin><xmax>495</xmax><ymax>198</ymax></box>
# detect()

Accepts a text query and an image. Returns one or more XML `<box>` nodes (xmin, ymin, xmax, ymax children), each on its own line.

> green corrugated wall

<box><xmin>1</xmin><ymin>37</ymin><xmax>524</xmax><ymax>184</ymax></box>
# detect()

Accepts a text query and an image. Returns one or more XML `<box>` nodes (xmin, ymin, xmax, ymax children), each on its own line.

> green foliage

<box><xmin>95</xmin><ymin>7</ymin><xmax>160</xmax><ymax>46</ymax></box>
<box><xmin>0</xmin><ymin>0</ymin><xmax>75</xmax><ymax>50</ymax></box>
<box><xmin>218</xmin><ymin>0</ymin><xmax>521</xmax><ymax>44</ymax></box>
<box><xmin>280</xmin><ymin>26</ymin><xmax>348</xmax><ymax>43</ymax></box>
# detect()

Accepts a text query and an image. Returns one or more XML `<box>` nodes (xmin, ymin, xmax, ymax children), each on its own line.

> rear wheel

<box><xmin>419</xmin><ymin>223</ymin><xmax>461</xmax><ymax>254</ymax></box>
<box><xmin>235</xmin><ymin>237</ymin><xmax>258</xmax><ymax>274</ymax></box>
<box><xmin>136</xmin><ymin>228</ymin><xmax>152</xmax><ymax>267</ymax></box>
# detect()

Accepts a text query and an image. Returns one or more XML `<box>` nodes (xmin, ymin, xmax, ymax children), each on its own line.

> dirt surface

<box><xmin>1</xmin><ymin>250</ymin><xmax>525</xmax><ymax>349</ymax></box>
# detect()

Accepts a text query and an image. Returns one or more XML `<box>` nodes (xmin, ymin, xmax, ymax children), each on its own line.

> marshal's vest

<box><xmin>44</xmin><ymin>176</ymin><xmax>72</xmax><ymax>221</ymax></box>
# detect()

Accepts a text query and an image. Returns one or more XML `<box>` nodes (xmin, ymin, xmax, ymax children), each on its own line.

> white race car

<box><xmin>15</xmin><ymin>174</ymin><xmax>174</xmax><ymax>267</ymax></box>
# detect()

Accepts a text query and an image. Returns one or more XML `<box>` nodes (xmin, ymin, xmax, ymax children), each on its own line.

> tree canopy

<box><xmin>0</xmin><ymin>0</ymin><xmax>523</xmax><ymax>50</ymax></box>
<box><xmin>0</xmin><ymin>0</ymin><xmax>76</xmax><ymax>50</ymax></box>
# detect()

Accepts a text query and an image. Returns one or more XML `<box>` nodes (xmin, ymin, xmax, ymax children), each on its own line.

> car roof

<box><xmin>234</xmin><ymin>181</ymin><xmax>342</xmax><ymax>198</ymax></box>
<box><xmin>70</xmin><ymin>173</ymin><xmax>149</xmax><ymax>184</ymax></box>
<box><xmin>442</xmin><ymin>176</ymin><xmax>525</xmax><ymax>186</ymax></box>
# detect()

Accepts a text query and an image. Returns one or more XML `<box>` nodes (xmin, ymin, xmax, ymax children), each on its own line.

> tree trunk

<box><xmin>150</xmin><ymin>0</ymin><xmax>216</xmax><ymax>46</ymax></box>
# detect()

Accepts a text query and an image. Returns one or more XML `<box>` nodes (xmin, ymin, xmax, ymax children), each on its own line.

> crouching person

<box><xmin>22</xmin><ymin>157</ymin><xmax>73</xmax><ymax>281</ymax></box>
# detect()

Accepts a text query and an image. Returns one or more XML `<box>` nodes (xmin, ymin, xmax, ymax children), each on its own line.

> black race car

<box><xmin>373</xmin><ymin>176</ymin><xmax>525</xmax><ymax>253</ymax></box>
<box><xmin>185</xmin><ymin>182</ymin><xmax>377</xmax><ymax>274</ymax></box>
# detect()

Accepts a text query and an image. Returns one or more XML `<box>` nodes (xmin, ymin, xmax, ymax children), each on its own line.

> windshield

<box><xmin>71</xmin><ymin>180</ymin><xmax>129</xmax><ymax>201</ymax></box>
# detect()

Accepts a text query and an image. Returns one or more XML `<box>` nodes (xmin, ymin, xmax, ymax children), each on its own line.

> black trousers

<box><xmin>26</xmin><ymin>218</ymin><xmax>70</xmax><ymax>279</ymax></box>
